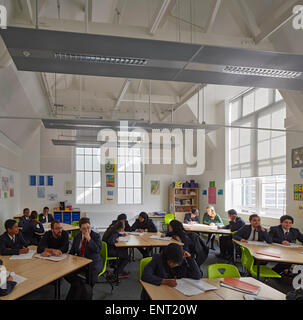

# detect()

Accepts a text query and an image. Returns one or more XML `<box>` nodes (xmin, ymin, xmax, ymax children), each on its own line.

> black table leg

<box><xmin>256</xmin><ymin>260</ymin><xmax>260</xmax><ymax>280</ymax></box>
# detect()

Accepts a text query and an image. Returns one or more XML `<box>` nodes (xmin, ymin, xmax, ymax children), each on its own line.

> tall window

<box><xmin>76</xmin><ymin>148</ymin><xmax>101</xmax><ymax>204</ymax></box>
<box><xmin>117</xmin><ymin>146</ymin><xmax>142</xmax><ymax>204</ymax></box>
<box><xmin>228</xmin><ymin>89</ymin><xmax>286</xmax><ymax>218</ymax></box>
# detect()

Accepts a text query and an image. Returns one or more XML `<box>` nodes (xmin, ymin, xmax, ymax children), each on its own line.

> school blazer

<box><xmin>38</xmin><ymin>213</ymin><xmax>54</xmax><ymax>224</ymax></box>
<box><xmin>269</xmin><ymin>225</ymin><xmax>303</xmax><ymax>244</ymax></box>
<box><xmin>141</xmin><ymin>253</ymin><xmax>202</xmax><ymax>286</ymax></box>
<box><xmin>0</xmin><ymin>232</ymin><xmax>28</xmax><ymax>255</ymax></box>
<box><xmin>21</xmin><ymin>221</ymin><xmax>45</xmax><ymax>245</ymax></box>
<box><xmin>69</xmin><ymin>231</ymin><xmax>103</xmax><ymax>274</ymax></box>
<box><xmin>131</xmin><ymin>219</ymin><xmax>157</xmax><ymax>232</ymax></box>
<box><xmin>233</xmin><ymin>224</ymin><xmax>273</xmax><ymax>243</ymax></box>
<box><xmin>222</xmin><ymin>216</ymin><xmax>246</xmax><ymax>232</ymax></box>
<box><xmin>18</xmin><ymin>216</ymin><xmax>30</xmax><ymax>228</ymax></box>
<box><xmin>184</xmin><ymin>213</ymin><xmax>200</xmax><ymax>224</ymax></box>
<box><xmin>111</xmin><ymin>219</ymin><xmax>131</xmax><ymax>232</ymax></box>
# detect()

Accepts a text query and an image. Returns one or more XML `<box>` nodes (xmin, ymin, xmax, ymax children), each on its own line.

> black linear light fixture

<box><xmin>1</xmin><ymin>27</ymin><xmax>303</xmax><ymax>90</ymax></box>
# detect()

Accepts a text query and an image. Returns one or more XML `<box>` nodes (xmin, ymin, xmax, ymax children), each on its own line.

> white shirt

<box><xmin>8</xmin><ymin>234</ymin><xmax>15</xmax><ymax>242</ymax></box>
<box><xmin>248</xmin><ymin>227</ymin><xmax>258</xmax><ymax>241</ymax></box>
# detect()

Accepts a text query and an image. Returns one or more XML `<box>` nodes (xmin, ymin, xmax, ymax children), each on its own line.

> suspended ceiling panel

<box><xmin>1</xmin><ymin>27</ymin><xmax>303</xmax><ymax>90</ymax></box>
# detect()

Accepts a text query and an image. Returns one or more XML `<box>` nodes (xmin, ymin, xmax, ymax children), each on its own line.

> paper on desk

<box><xmin>125</xmin><ymin>232</ymin><xmax>145</xmax><ymax>236</ymax></box>
<box><xmin>34</xmin><ymin>254</ymin><xmax>68</xmax><ymax>262</ymax></box>
<box><xmin>118</xmin><ymin>236</ymin><xmax>129</xmax><ymax>242</ymax></box>
<box><xmin>9</xmin><ymin>250</ymin><xmax>36</xmax><ymax>260</ymax></box>
<box><xmin>175</xmin><ymin>278</ymin><xmax>217</xmax><ymax>296</ymax></box>
<box><xmin>244</xmin><ymin>294</ymin><xmax>274</xmax><ymax>300</ymax></box>
<box><xmin>210</xmin><ymin>225</ymin><xmax>218</xmax><ymax>230</ymax></box>
<box><xmin>275</xmin><ymin>243</ymin><xmax>303</xmax><ymax>248</ymax></box>
<box><xmin>149</xmin><ymin>235</ymin><xmax>172</xmax><ymax>241</ymax></box>
<box><xmin>246</xmin><ymin>241</ymin><xmax>269</xmax><ymax>246</ymax></box>
<box><xmin>6</xmin><ymin>271</ymin><xmax>27</xmax><ymax>285</ymax></box>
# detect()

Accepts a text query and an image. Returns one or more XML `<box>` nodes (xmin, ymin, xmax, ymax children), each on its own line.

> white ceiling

<box><xmin>0</xmin><ymin>0</ymin><xmax>302</xmax><ymax>146</ymax></box>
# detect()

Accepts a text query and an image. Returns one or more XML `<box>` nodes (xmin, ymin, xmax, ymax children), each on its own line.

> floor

<box><xmin>19</xmin><ymin>236</ymin><xmax>292</xmax><ymax>300</ymax></box>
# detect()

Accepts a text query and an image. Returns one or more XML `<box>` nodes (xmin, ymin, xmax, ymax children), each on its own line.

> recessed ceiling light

<box><xmin>23</xmin><ymin>50</ymin><xmax>31</xmax><ymax>57</ymax></box>
<box><xmin>223</xmin><ymin>65</ymin><xmax>302</xmax><ymax>79</ymax></box>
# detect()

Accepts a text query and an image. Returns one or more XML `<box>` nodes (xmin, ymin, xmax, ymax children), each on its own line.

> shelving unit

<box><xmin>169</xmin><ymin>187</ymin><xmax>199</xmax><ymax>223</ymax></box>
<box><xmin>52</xmin><ymin>210</ymin><xmax>85</xmax><ymax>224</ymax></box>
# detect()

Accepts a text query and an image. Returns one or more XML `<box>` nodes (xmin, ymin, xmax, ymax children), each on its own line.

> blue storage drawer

<box><xmin>63</xmin><ymin>212</ymin><xmax>71</xmax><ymax>224</ymax></box>
<box><xmin>54</xmin><ymin>212</ymin><xmax>62</xmax><ymax>222</ymax></box>
<box><xmin>72</xmin><ymin>212</ymin><xmax>80</xmax><ymax>222</ymax></box>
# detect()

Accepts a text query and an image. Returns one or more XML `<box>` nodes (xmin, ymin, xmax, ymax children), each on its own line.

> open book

<box><xmin>246</xmin><ymin>241</ymin><xmax>269</xmax><ymax>246</ymax></box>
<box><xmin>118</xmin><ymin>236</ymin><xmax>129</xmax><ymax>242</ymax></box>
<box><xmin>220</xmin><ymin>277</ymin><xmax>260</xmax><ymax>295</ymax></box>
<box><xmin>6</xmin><ymin>271</ymin><xmax>27</xmax><ymax>285</ymax></box>
<box><xmin>149</xmin><ymin>235</ymin><xmax>172</xmax><ymax>241</ymax></box>
<box><xmin>34</xmin><ymin>254</ymin><xmax>68</xmax><ymax>262</ymax></box>
<box><xmin>174</xmin><ymin>278</ymin><xmax>218</xmax><ymax>296</ymax></box>
<box><xmin>9</xmin><ymin>250</ymin><xmax>36</xmax><ymax>260</ymax></box>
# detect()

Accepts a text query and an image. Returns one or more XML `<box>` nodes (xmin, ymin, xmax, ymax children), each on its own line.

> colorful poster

<box><xmin>37</xmin><ymin>187</ymin><xmax>45</xmax><ymax>198</ymax></box>
<box><xmin>208</xmin><ymin>187</ymin><xmax>216</xmax><ymax>204</ymax></box>
<box><xmin>104</xmin><ymin>190</ymin><xmax>115</xmax><ymax>204</ymax></box>
<box><xmin>292</xmin><ymin>147</ymin><xmax>303</xmax><ymax>168</ymax></box>
<box><xmin>106</xmin><ymin>174</ymin><xmax>115</xmax><ymax>187</ymax></box>
<box><xmin>2</xmin><ymin>177</ymin><xmax>9</xmax><ymax>192</ymax></box>
<box><xmin>64</xmin><ymin>181</ymin><xmax>73</xmax><ymax>196</ymax></box>
<box><xmin>4</xmin><ymin>192</ymin><xmax>8</xmax><ymax>199</ymax></box>
<box><xmin>9</xmin><ymin>188</ymin><xmax>14</xmax><ymax>198</ymax></box>
<box><xmin>151</xmin><ymin>180</ymin><xmax>160</xmax><ymax>195</ymax></box>
<box><xmin>47</xmin><ymin>175</ymin><xmax>54</xmax><ymax>186</ymax></box>
<box><xmin>29</xmin><ymin>175</ymin><xmax>36</xmax><ymax>186</ymax></box>
<box><xmin>294</xmin><ymin>184</ymin><xmax>303</xmax><ymax>200</ymax></box>
<box><xmin>105</xmin><ymin>159</ymin><xmax>115</xmax><ymax>173</ymax></box>
<box><xmin>39</xmin><ymin>176</ymin><xmax>45</xmax><ymax>186</ymax></box>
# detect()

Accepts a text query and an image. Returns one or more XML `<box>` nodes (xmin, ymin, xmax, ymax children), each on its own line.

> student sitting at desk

<box><xmin>141</xmin><ymin>243</ymin><xmax>202</xmax><ymax>300</ymax></box>
<box><xmin>67</xmin><ymin>217</ymin><xmax>102</xmax><ymax>287</ymax></box>
<box><xmin>0</xmin><ymin>268</ymin><xmax>17</xmax><ymax>297</ymax></box>
<box><xmin>233</xmin><ymin>214</ymin><xmax>272</xmax><ymax>243</ymax></box>
<box><xmin>37</xmin><ymin>220</ymin><xmax>69</xmax><ymax>256</ymax></box>
<box><xmin>166</xmin><ymin>220</ymin><xmax>194</xmax><ymax>254</ymax></box>
<box><xmin>38</xmin><ymin>207</ymin><xmax>54</xmax><ymax>224</ymax></box>
<box><xmin>21</xmin><ymin>211</ymin><xmax>45</xmax><ymax>245</ymax></box>
<box><xmin>269</xmin><ymin>215</ymin><xmax>303</xmax><ymax>275</ymax></box>
<box><xmin>18</xmin><ymin>208</ymin><xmax>30</xmax><ymax>228</ymax></box>
<box><xmin>102</xmin><ymin>220</ymin><xmax>130</xmax><ymax>279</ymax></box>
<box><xmin>0</xmin><ymin>219</ymin><xmax>29</xmax><ymax>255</ymax></box>
<box><xmin>203</xmin><ymin>206</ymin><xmax>224</xmax><ymax>250</ymax></box>
<box><xmin>131</xmin><ymin>212</ymin><xmax>157</xmax><ymax>258</ymax></box>
<box><xmin>184</xmin><ymin>208</ymin><xmax>200</xmax><ymax>224</ymax></box>
<box><xmin>216</xmin><ymin>209</ymin><xmax>245</xmax><ymax>259</ymax></box>
<box><xmin>110</xmin><ymin>213</ymin><xmax>131</xmax><ymax>232</ymax></box>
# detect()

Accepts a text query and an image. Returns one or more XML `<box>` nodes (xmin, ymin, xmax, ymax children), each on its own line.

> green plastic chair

<box><xmin>96</xmin><ymin>241</ymin><xmax>119</xmax><ymax>292</ymax></box>
<box><xmin>140</xmin><ymin>257</ymin><xmax>152</xmax><ymax>280</ymax></box>
<box><xmin>207</xmin><ymin>263</ymin><xmax>241</xmax><ymax>279</ymax></box>
<box><xmin>161</xmin><ymin>213</ymin><xmax>175</xmax><ymax>231</ymax></box>
<box><xmin>240</xmin><ymin>245</ymin><xmax>281</xmax><ymax>278</ymax></box>
<box><xmin>69</xmin><ymin>221</ymin><xmax>80</xmax><ymax>240</ymax></box>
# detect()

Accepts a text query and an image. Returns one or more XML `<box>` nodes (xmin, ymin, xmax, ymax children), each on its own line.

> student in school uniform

<box><xmin>66</xmin><ymin>217</ymin><xmax>102</xmax><ymax>287</ymax></box>
<box><xmin>18</xmin><ymin>208</ymin><xmax>30</xmax><ymax>228</ymax></box>
<box><xmin>0</xmin><ymin>219</ymin><xmax>29</xmax><ymax>255</ymax></box>
<box><xmin>102</xmin><ymin>220</ymin><xmax>130</xmax><ymax>278</ymax></box>
<box><xmin>0</xmin><ymin>271</ymin><xmax>17</xmax><ymax>297</ymax></box>
<box><xmin>233</xmin><ymin>214</ymin><xmax>272</xmax><ymax>243</ymax></box>
<box><xmin>165</xmin><ymin>220</ymin><xmax>194</xmax><ymax>254</ymax></box>
<box><xmin>21</xmin><ymin>211</ymin><xmax>45</xmax><ymax>245</ymax></box>
<box><xmin>131</xmin><ymin>212</ymin><xmax>157</xmax><ymax>258</ymax></box>
<box><xmin>202</xmin><ymin>206</ymin><xmax>224</xmax><ymax>250</ymax></box>
<box><xmin>269</xmin><ymin>215</ymin><xmax>303</xmax><ymax>274</ymax></box>
<box><xmin>184</xmin><ymin>208</ymin><xmax>200</xmax><ymax>224</ymax></box>
<box><xmin>216</xmin><ymin>209</ymin><xmax>245</xmax><ymax>259</ymax></box>
<box><xmin>37</xmin><ymin>220</ymin><xmax>69</xmax><ymax>256</ymax></box>
<box><xmin>38</xmin><ymin>207</ymin><xmax>54</xmax><ymax>224</ymax></box>
<box><xmin>140</xmin><ymin>243</ymin><xmax>202</xmax><ymax>300</ymax></box>
<box><xmin>110</xmin><ymin>213</ymin><xmax>131</xmax><ymax>232</ymax></box>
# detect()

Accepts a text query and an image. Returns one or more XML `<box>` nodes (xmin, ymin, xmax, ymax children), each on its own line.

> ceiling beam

<box><xmin>254</xmin><ymin>0</ymin><xmax>302</xmax><ymax>44</ymax></box>
<box><xmin>204</xmin><ymin>0</ymin><xmax>222</xmax><ymax>34</ymax></box>
<box><xmin>113</xmin><ymin>0</ymin><xmax>127</xmax><ymax>24</ymax></box>
<box><xmin>150</xmin><ymin>0</ymin><xmax>172</xmax><ymax>35</ymax></box>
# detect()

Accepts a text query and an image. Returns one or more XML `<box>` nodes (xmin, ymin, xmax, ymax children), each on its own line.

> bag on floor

<box><xmin>66</xmin><ymin>279</ymin><xmax>93</xmax><ymax>300</ymax></box>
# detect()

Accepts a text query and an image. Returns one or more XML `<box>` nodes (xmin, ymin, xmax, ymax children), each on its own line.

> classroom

<box><xmin>0</xmin><ymin>0</ymin><xmax>303</xmax><ymax>303</ymax></box>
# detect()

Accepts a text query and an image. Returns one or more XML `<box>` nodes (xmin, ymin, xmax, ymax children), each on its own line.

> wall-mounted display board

<box><xmin>292</xmin><ymin>147</ymin><xmax>303</xmax><ymax>168</ymax></box>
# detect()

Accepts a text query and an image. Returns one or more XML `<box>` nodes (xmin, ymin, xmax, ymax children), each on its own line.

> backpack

<box><xmin>186</xmin><ymin>232</ymin><xmax>209</xmax><ymax>267</ymax></box>
<box><xmin>65</xmin><ymin>279</ymin><xmax>93</xmax><ymax>300</ymax></box>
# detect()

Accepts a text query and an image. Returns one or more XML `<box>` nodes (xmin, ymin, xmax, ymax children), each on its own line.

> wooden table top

<box><xmin>233</xmin><ymin>240</ymin><xmax>303</xmax><ymax>264</ymax></box>
<box><xmin>0</xmin><ymin>246</ymin><xmax>92</xmax><ymax>300</ymax></box>
<box><xmin>140</xmin><ymin>277</ymin><xmax>285</xmax><ymax>300</ymax></box>
<box><xmin>183</xmin><ymin>223</ymin><xmax>232</xmax><ymax>235</ymax></box>
<box><xmin>115</xmin><ymin>232</ymin><xmax>184</xmax><ymax>248</ymax></box>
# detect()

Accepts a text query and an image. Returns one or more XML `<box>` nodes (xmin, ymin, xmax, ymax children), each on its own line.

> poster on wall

<box><xmin>104</xmin><ymin>190</ymin><xmax>115</xmax><ymax>204</ymax></box>
<box><xmin>105</xmin><ymin>159</ymin><xmax>115</xmax><ymax>173</ymax></box>
<box><xmin>106</xmin><ymin>174</ymin><xmax>115</xmax><ymax>187</ymax></box>
<box><xmin>294</xmin><ymin>184</ymin><xmax>303</xmax><ymax>200</ymax></box>
<box><xmin>2</xmin><ymin>176</ymin><xmax>9</xmax><ymax>192</ymax></box>
<box><xmin>296</xmin><ymin>203</ymin><xmax>303</xmax><ymax>218</ymax></box>
<box><xmin>29</xmin><ymin>175</ymin><xmax>36</xmax><ymax>186</ymax></box>
<box><xmin>151</xmin><ymin>180</ymin><xmax>160</xmax><ymax>195</ymax></box>
<box><xmin>64</xmin><ymin>181</ymin><xmax>74</xmax><ymax>196</ymax></box>
<box><xmin>9</xmin><ymin>188</ymin><xmax>14</xmax><ymax>198</ymax></box>
<box><xmin>39</xmin><ymin>176</ymin><xmax>45</xmax><ymax>186</ymax></box>
<box><xmin>4</xmin><ymin>192</ymin><xmax>8</xmax><ymax>199</ymax></box>
<box><xmin>208</xmin><ymin>187</ymin><xmax>216</xmax><ymax>204</ymax></box>
<box><xmin>292</xmin><ymin>147</ymin><xmax>303</xmax><ymax>168</ymax></box>
<box><xmin>9</xmin><ymin>174</ymin><xmax>14</xmax><ymax>185</ymax></box>
<box><xmin>47</xmin><ymin>175</ymin><xmax>54</xmax><ymax>186</ymax></box>
<box><xmin>37</xmin><ymin>187</ymin><xmax>45</xmax><ymax>198</ymax></box>
<box><xmin>47</xmin><ymin>193</ymin><xmax>58</xmax><ymax>201</ymax></box>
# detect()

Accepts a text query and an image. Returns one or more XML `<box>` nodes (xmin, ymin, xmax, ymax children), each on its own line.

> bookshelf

<box><xmin>169</xmin><ymin>187</ymin><xmax>199</xmax><ymax>223</ymax></box>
